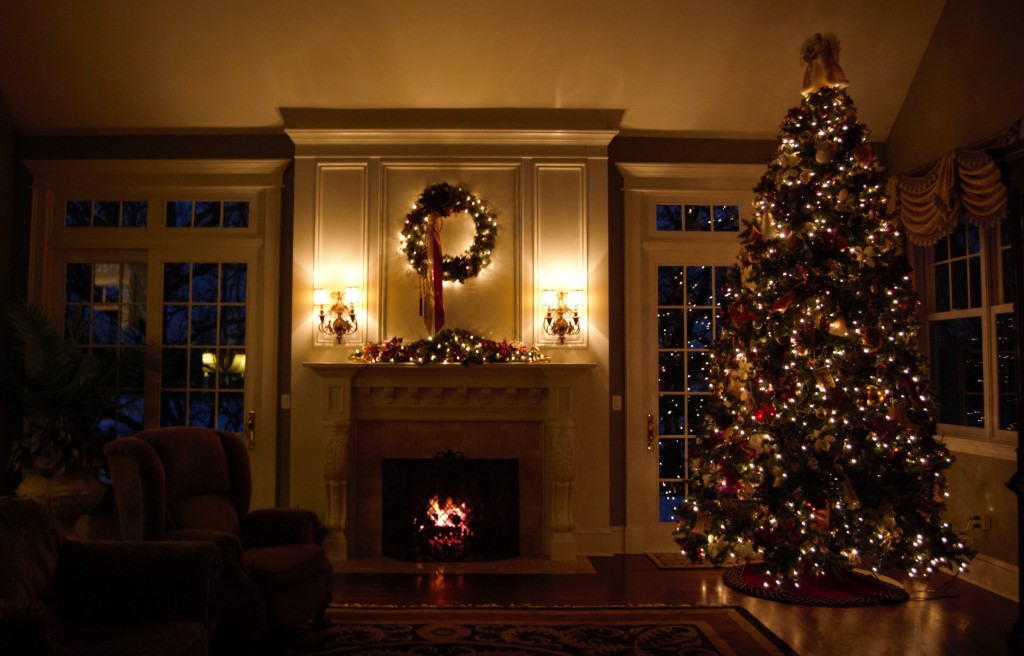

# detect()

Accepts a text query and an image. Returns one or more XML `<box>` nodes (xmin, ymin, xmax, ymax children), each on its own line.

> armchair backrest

<box><xmin>106</xmin><ymin>427</ymin><xmax>252</xmax><ymax>540</ymax></box>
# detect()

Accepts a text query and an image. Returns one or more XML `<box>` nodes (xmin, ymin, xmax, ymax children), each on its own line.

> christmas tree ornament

<box><xmin>841</xmin><ymin>477</ymin><xmax>863</xmax><ymax>510</ymax></box>
<box><xmin>852</xmin><ymin>245</ymin><xmax>877</xmax><ymax>266</ymax></box>
<box><xmin>673</xmin><ymin>34</ymin><xmax>973</xmax><ymax>592</ymax></box>
<box><xmin>771</xmin><ymin>290</ymin><xmax>796</xmax><ymax>313</ymax></box>
<box><xmin>760</xmin><ymin>210</ymin><xmax>779</xmax><ymax>239</ymax></box>
<box><xmin>853</xmin><ymin>143</ymin><xmax>876</xmax><ymax>168</ymax></box>
<box><xmin>814</xmin><ymin>138</ymin><xmax>837</xmax><ymax>164</ymax></box>
<box><xmin>861</xmin><ymin>325</ymin><xmax>882</xmax><ymax>350</ymax></box>
<box><xmin>827</xmin><ymin>316</ymin><xmax>848</xmax><ymax>336</ymax></box>
<box><xmin>835</xmin><ymin>188</ymin><xmax>856</xmax><ymax>211</ymax></box>
<box><xmin>811</xmin><ymin>506</ymin><xmax>830</xmax><ymax>530</ymax></box>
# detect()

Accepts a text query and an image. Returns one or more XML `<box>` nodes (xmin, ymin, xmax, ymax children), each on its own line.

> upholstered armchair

<box><xmin>0</xmin><ymin>495</ymin><xmax>220</xmax><ymax>656</ymax></box>
<box><xmin>104</xmin><ymin>427</ymin><xmax>333</xmax><ymax>640</ymax></box>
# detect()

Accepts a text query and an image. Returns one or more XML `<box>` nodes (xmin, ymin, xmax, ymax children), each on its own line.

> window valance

<box><xmin>891</xmin><ymin>121</ymin><xmax>1020</xmax><ymax>246</ymax></box>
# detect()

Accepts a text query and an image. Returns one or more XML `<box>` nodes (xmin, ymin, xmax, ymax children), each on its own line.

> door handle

<box><xmin>245</xmin><ymin>410</ymin><xmax>256</xmax><ymax>450</ymax></box>
<box><xmin>647</xmin><ymin>413</ymin><xmax>656</xmax><ymax>451</ymax></box>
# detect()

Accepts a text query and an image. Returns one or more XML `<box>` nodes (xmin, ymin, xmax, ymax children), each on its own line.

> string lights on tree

<box><xmin>673</xmin><ymin>34</ymin><xmax>974</xmax><ymax>591</ymax></box>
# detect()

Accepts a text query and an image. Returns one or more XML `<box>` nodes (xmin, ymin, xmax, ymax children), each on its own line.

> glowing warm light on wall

<box><xmin>314</xmin><ymin>286</ymin><xmax>360</xmax><ymax>342</ymax></box>
<box><xmin>542</xmin><ymin>289</ymin><xmax>583</xmax><ymax>344</ymax></box>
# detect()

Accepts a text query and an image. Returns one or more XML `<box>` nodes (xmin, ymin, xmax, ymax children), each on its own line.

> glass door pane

<box><xmin>160</xmin><ymin>261</ymin><xmax>247</xmax><ymax>431</ymax></box>
<box><xmin>64</xmin><ymin>261</ymin><xmax>147</xmax><ymax>437</ymax></box>
<box><xmin>656</xmin><ymin>264</ymin><xmax>730</xmax><ymax>521</ymax></box>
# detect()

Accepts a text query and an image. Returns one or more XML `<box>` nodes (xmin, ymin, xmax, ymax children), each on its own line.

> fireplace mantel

<box><xmin>303</xmin><ymin>361</ymin><xmax>594</xmax><ymax>563</ymax></box>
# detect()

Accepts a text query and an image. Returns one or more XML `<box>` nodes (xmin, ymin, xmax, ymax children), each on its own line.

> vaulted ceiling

<box><xmin>0</xmin><ymin>1</ymin><xmax>945</xmax><ymax>139</ymax></box>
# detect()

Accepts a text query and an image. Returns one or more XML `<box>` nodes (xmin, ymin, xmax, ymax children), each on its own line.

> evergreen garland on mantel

<box><xmin>350</xmin><ymin>328</ymin><xmax>548</xmax><ymax>366</ymax></box>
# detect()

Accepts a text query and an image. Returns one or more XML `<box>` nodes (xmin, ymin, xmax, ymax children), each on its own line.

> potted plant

<box><xmin>2</xmin><ymin>301</ymin><xmax>115</xmax><ymax>525</ymax></box>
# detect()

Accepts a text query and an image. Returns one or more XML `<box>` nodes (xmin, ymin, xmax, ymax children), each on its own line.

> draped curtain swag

<box><xmin>891</xmin><ymin>121</ymin><xmax>1021</xmax><ymax>246</ymax></box>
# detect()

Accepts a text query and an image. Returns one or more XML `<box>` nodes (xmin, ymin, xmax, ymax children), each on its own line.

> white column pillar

<box><xmin>544</xmin><ymin>366</ymin><xmax>587</xmax><ymax>561</ymax></box>
<box><xmin>321</xmin><ymin>414</ymin><xmax>350</xmax><ymax>562</ymax></box>
<box><xmin>309</xmin><ymin>364</ymin><xmax>361</xmax><ymax>563</ymax></box>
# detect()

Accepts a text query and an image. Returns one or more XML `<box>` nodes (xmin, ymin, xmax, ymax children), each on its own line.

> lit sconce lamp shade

<box><xmin>566</xmin><ymin>289</ymin><xmax>584</xmax><ymax>311</ymax></box>
<box><xmin>342</xmin><ymin>286</ymin><xmax>360</xmax><ymax>308</ymax></box>
<box><xmin>313</xmin><ymin>288</ymin><xmax>331</xmax><ymax>307</ymax></box>
<box><xmin>542</xmin><ymin>289</ymin><xmax>559</xmax><ymax>310</ymax></box>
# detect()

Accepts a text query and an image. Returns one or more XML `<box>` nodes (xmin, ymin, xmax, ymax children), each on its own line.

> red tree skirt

<box><xmin>723</xmin><ymin>563</ymin><xmax>909</xmax><ymax>607</ymax></box>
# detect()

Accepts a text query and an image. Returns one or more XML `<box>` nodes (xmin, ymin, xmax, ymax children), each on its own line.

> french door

<box><xmin>620</xmin><ymin>163</ymin><xmax>758</xmax><ymax>552</ymax></box>
<box><xmin>28</xmin><ymin>161</ymin><xmax>285</xmax><ymax>507</ymax></box>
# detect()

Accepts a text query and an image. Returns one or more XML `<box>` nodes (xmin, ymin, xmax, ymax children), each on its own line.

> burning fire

<box><xmin>420</xmin><ymin>495</ymin><xmax>474</xmax><ymax>560</ymax></box>
<box><xmin>427</xmin><ymin>495</ymin><xmax>470</xmax><ymax>527</ymax></box>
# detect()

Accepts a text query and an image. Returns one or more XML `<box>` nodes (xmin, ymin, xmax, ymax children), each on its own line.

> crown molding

<box><xmin>281</xmin><ymin>108</ymin><xmax>622</xmax><ymax>148</ymax></box>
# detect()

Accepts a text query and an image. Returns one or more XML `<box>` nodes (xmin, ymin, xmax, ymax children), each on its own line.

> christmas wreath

<box><xmin>400</xmin><ymin>182</ymin><xmax>497</xmax><ymax>284</ymax></box>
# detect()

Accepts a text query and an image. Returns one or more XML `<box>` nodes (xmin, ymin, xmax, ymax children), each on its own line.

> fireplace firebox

<box><xmin>382</xmin><ymin>451</ymin><xmax>519</xmax><ymax>561</ymax></box>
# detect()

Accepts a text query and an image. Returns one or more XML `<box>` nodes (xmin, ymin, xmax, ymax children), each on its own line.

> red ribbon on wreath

<box><xmin>422</xmin><ymin>214</ymin><xmax>446</xmax><ymax>334</ymax></box>
<box><xmin>402</xmin><ymin>182</ymin><xmax>498</xmax><ymax>336</ymax></box>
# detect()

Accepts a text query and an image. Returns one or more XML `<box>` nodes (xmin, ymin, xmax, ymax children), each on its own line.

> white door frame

<box><xmin>620</xmin><ymin>163</ymin><xmax>761</xmax><ymax>553</ymax></box>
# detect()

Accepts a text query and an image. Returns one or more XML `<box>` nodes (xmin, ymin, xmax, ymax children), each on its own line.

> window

<box><xmin>65</xmin><ymin>200</ymin><xmax>148</xmax><ymax>228</ymax></box>
<box><xmin>656</xmin><ymin>204</ymin><xmax>740</xmax><ymax>232</ymax></box>
<box><xmin>61</xmin><ymin>198</ymin><xmax>253</xmax><ymax>432</ymax></box>
<box><xmin>923</xmin><ymin>217</ymin><xmax>1016</xmax><ymax>439</ymax></box>
<box><xmin>28</xmin><ymin>160</ymin><xmax>284</xmax><ymax>439</ymax></box>
<box><xmin>166</xmin><ymin>200</ymin><xmax>249</xmax><ymax>228</ymax></box>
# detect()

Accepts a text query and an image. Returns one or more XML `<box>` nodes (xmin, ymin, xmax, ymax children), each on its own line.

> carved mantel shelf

<box><xmin>303</xmin><ymin>361</ymin><xmax>594</xmax><ymax>378</ymax></box>
<box><xmin>302</xmin><ymin>361</ymin><xmax>594</xmax><ymax>563</ymax></box>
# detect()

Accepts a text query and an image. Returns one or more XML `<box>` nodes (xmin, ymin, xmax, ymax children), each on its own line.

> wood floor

<box><xmin>333</xmin><ymin>555</ymin><xmax>1020</xmax><ymax>656</ymax></box>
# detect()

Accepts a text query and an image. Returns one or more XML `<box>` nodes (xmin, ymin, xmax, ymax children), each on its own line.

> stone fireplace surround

<box><xmin>363</xmin><ymin>421</ymin><xmax>539</xmax><ymax>559</ymax></box>
<box><xmin>304</xmin><ymin>362</ymin><xmax>592</xmax><ymax>565</ymax></box>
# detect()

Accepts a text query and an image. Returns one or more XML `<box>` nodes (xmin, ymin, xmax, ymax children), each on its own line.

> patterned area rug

<box><xmin>280</xmin><ymin>605</ymin><xmax>796</xmax><ymax>655</ymax></box>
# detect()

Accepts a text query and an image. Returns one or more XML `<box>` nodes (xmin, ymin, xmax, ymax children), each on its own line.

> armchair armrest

<box><xmin>163</xmin><ymin>529</ymin><xmax>253</xmax><ymax>585</ymax></box>
<box><xmin>57</xmin><ymin>539</ymin><xmax>219</xmax><ymax>624</ymax></box>
<box><xmin>240</xmin><ymin>508</ymin><xmax>320</xmax><ymax>547</ymax></box>
<box><xmin>162</xmin><ymin>529</ymin><xmax>265</xmax><ymax>635</ymax></box>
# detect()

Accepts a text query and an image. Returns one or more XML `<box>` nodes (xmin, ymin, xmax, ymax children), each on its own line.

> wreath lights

<box><xmin>350</xmin><ymin>328</ymin><xmax>548</xmax><ymax>366</ymax></box>
<box><xmin>400</xmin><ymin>182</ymin><xmax>498</xmax><ymax>284</ymax></box>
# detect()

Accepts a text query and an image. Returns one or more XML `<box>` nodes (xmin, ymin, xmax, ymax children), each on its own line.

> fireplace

<box><xmin>303</xmin><ymin>362</ymin><xmax>592</xmax><ymax>563</ymax></box>
<box><xmin>353</xmin><ymin>419</ymin><xmax>542</xmax><ymax>559</ymax></box>
<box><xmin>382</xmin><ymin>451</ymin><xmax>519</xmax><ymax>561</ymax></box>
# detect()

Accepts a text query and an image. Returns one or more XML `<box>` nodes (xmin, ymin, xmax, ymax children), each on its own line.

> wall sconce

<box><xmin>542</xmin><ymin>289</ymin><xmax>583</xmax><ymax>344</ymax></box>
<box><xmin>315</xmin><ymin>287</ymin><xmax>359</xmax><ymax>342</ymax></box>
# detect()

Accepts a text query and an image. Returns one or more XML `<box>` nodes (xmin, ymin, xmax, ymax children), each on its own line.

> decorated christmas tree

<box><xmin>674</xmin><ymin>35</ymin><xmax>974</xmax><ymax>588</ymax></box>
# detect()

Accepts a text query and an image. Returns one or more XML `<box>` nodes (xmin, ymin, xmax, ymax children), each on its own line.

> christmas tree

<box><xmin>674</xmin><ymin>35</ymin><xmax>974</xmax><ymax>588</ymax></box>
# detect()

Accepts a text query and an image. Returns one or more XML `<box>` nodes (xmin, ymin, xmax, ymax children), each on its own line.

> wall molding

<box><xmin>956</xmin><ymin>553</ymin><xmax>1019</xmax><ymax>602</ymax></box>
<box><xmin>944</xmin><ymin>435</ymin><xmax>1017</xmax><ymax>461</ymax></box>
